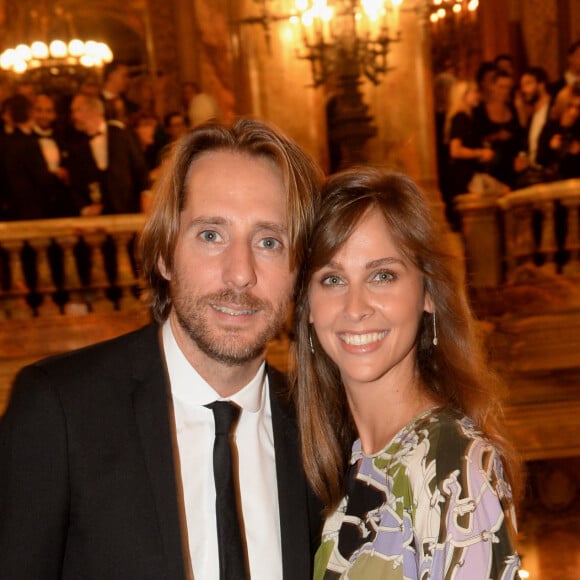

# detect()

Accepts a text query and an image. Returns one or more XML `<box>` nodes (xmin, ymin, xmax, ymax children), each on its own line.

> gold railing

<box><xmin>0</xmin><ymin>214</ymin><xmax>148</xmax><ymax>319</ymax></box>
<box><xmin>456</xmin><ymin>178</ymin><xmax>580</xmax><ymax>287</ymax></box>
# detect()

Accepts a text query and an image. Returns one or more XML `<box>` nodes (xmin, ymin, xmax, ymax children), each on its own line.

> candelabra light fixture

<box><xmin>427</xmin><ymin>0</ymin><xmax>481</xmax><ymax>75</ymax></box>
<box><xmin>428</xmin><ymin>0</ymin><xmax>479</xmax><ymax>24</ymax></box>
<box><xmin>0</xmin><ymin>4</ymin><xmax>113</xmax><ymax>90</ymax></box>
<box><xmin>245</xmin><ymin>1</ymin><xmax>403</xmax><ymax>87</ymax></box>
<box><xmin>242</xmin><ymin>0</ymin><xmax>405</xmax><ymax>168</ymax></box>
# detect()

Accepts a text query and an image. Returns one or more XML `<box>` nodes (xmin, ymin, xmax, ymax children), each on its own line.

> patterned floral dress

<box><xmin>314</xmin><ymin>408</ymin><xmax>520</xmax><ymax>579</ymax></box>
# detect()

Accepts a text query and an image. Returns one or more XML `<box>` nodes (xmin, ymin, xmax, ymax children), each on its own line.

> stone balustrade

<box><xmin>0</xmin><ymin>214</ymin><xmax>148</xmax><ymax>319</ymax></box>
<box><xmin>0</xmin><ymin>213</ymin><xmax>293</xmax><ymax>416</ymax></box>
<box><xmin>456</xmin><ymin>178</ymin><xmax>580</xmax><ymax>287</ymax></box>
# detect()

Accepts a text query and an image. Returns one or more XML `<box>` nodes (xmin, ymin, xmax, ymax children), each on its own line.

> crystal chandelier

<box><xmin>0</xmin><ymin>5</ymin><xmax>113</xmax><ymax>78</ymax></box>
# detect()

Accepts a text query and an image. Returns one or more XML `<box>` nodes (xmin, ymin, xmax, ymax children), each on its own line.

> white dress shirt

<box><xmin>89</xmin><ymin>121</ymin><xmax>108</xmax><ymax>170</ymax></box>
<box><xmin>528</xmin><ymin>101</ymin><xmax>550</xmax><ymax>165</ymax></box>
<box><xmin>33</xmin><ymin>126</ymin><xmax>61</xmax><ymax>173</ymax></box>
<box><xmin>162</xmin><ymin>321</ymin><xmax>283</xmax><ymax>580</ymax></box>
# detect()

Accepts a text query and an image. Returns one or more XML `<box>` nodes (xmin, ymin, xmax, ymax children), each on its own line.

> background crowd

<box><xmin>0</xmin><ymin>62</ymin><xmax>220</xmax><ymax>221</ymax></box>
<box><xmin>1</xmin><ymin>43</ymin><xmax>579</xmax><ymax>230</ymax></box>
<box><xmin>435</xmin><ymin>40</ymin><xmax>580</xmax><ymax>231</ymax></box>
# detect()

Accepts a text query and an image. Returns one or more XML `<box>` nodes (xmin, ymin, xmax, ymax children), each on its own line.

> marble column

<box><xmin>230</xmin><ymin>0</ymin><xmax>444</xmax><ymax>194</ymax></box>
<box><xmin>363</xmin><ymin>1</ymin><xmax>443</xmax><ymax>208</ymax></box>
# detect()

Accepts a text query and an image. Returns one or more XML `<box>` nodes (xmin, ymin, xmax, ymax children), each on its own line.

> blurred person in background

<box><xmin>514</xmin><ymin>67</ymin><xmax>553</xmax><ymax>187</ymax></box>
<box><xmin>537</xmin><ymin>82</ymin><xmax>580</xmax><ymax>180</ymax></box>
<box><xmin>443</xmin><ymin>80</ymin><xmax>495</xmax><ymax>230</ymax></box>
<box><xmin>68</xmin><ymin>94</ymin><xmax>149</xmax><ymax>216</ymax></box>
<box><xmin>550</xmin><ymin>40</ymin><xmax>580</xmax><ymax>97</ymax></box>
<box><xmin>475</xmin><ymin>70</ymin><xmax>522</xmax><ymax>188</ymax></box>
<box><xmin>31</xmin><ymin>94</ymin><xmax>74</xmax><ymax>217</ymax></box>
<box><xmin>128</xmin><ymin>110</ymin><xmax>163</xmax><ymax>179</ymax></box>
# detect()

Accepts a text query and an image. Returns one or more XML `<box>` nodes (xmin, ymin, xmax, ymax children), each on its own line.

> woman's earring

<box><xmin>432</xmin><ymin>312</ymin><xmax>438</xmax><ymax>346</ymax></box>
<box><xmin>309</xmin><ymin>329</ymin><xmax>315</xmax><ymax>354</ymax></box>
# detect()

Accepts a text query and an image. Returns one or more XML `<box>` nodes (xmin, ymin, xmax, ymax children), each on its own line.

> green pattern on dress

<box><xmin>314</xmin><ymin>408</ymin><xmax>520</xmax><ymax>580</ymax></box>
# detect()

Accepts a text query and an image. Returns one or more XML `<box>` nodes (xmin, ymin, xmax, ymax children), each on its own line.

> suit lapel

<box><xmin>268</xmin><ymin>366</ymin><xmax>321</xmax><ymax>579</ymax></box>
<box><xmin>129</xmin><ymin>326</ymin><xmax>188</xmax><ymax>580</ymax></box>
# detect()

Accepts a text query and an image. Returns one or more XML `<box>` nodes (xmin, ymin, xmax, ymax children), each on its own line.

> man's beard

<box><xmin>523</xmin><ymin>89</ymin><xmax>539</xmax><ymax>105</ymax></box>
<box><xmin>172</xmin><ymin>287</ymin><xmax>289</xmax><ymax>367</ymax></box>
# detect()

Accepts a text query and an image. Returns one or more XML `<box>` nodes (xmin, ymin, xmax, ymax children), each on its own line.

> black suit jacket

<box><xmin>67</xmin><ymin>124</ymin><xmax>150</xmax><ymax>215</ymax></box>
<box><xmin>3</xmin><ymin>129</ymin><xmax>72</xmax><ymax>220</ymax></box>
<box><xmin>0</xmin><ymin>325</ymin><xmax>321</xmax><ymax>579</ymax></box>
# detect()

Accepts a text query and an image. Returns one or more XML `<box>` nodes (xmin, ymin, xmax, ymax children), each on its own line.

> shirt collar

<box><xmin>162</xmin><ymin>319</ymin><xmax>266</xmax><ymax>413</ymax></box>
<box><xmin>33</xmin><ymin>124</ymin><xmax>53</xmax><ymax>137</ymax></box>
<box><xmin>565</xmin><ymin>71</ymin><xmax>578</xmax><ymax>86</ymax></box>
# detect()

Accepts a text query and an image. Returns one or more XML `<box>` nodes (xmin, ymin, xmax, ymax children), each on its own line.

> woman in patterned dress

<box><xmin>292</xmin><ymin>168</ymin><xmax>522</xmax><ymax>579</ymax></box>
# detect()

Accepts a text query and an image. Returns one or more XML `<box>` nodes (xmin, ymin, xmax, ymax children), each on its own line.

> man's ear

<box><xmin>158</xmin><ymin>256</ymin><xmax>171</xmax><ymax>280</ymax></box>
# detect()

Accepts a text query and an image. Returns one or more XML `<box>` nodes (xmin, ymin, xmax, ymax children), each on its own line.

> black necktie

<box><xmin>205</xmin><ymin>401</ymin><xmax>248</xmax><ymax>580</ymax></box>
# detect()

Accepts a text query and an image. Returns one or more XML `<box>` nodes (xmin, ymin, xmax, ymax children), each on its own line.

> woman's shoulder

<box><xmin>451</xmin><ymin>111</ymin><xmax>471</xmax><ymax>125</ymax></box>
<box><xmin>410</xmin><ymin>408</ymin><xmax>492</xmax><ymax>463</ymax></box>
<box><xmin>411</xmin><ymin>409</ymin><xmax>509</xmax><ymax>490</ymax></box>
<box><xmin>449</xmin><ymin>112</ymin><xmax>473</xmax><ymax>137</ymax></box>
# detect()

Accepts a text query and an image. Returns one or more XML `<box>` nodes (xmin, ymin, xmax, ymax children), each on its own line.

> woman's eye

<box><xmin>373</xmin><ymin>271</ymin><xmax>395</xmax><ymax>282</ymax></box>
<box><xmin>321</xmin><ymin>275</ymin><xmax>344</xmax><ymax>286</ymax></box>
<box><xmin>200</xmin><ymin>230</ymin><xmax>221</xmax><ymax>242</ymax></box>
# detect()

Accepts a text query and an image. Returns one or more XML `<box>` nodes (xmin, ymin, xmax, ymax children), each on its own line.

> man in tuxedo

<box><xmin>0</xmin><ymin>118</ymin><xmax>324</xmax><ymax>579</ymax></box>
<box><xmin>31</xmin><ymin>93</ymin><xmax>75</xmax><ymax>217</ymax></box>
<box><xmin>67</xmin><ymin>93</ymin><xmax>149</xmax><ymax>215</ymax></box>
<box><xmin>550</xmin><ymin>40</ymin><xmax>580</xmax><ymax>98</ymax></box>
<box><xmin>514</xmin><ymin>67</ymin><xmax>552</xmax><ymax>184</ymax></box>
<box><xmin>100</xmin><ymin>60</ymin><xmax>140</xmax><ymax>126</ymax></box>
<box><xmin>2</xmin><ymin>94</ymin><xmax>67</xmax><ymax>220</ymax></box>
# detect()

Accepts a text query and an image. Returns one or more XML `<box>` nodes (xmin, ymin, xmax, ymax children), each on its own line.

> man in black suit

<box><xmin>550</xmin><ymin>40</ymin><xmax>580</xmax><ymax>98</ymax></box>
<box><xmin>2</xmin><ymin>94</ymin><xmax>68</xmax><ymax>220</ymax></box>
<box><xmin>31</xmin><ymin>93</ymin><xmax>75</xmax><ymax>218</ymax></box>
<box><xmin>67</xmin><ymin>93</ymin><xmax>149</xmax><ymax>215</ymax></box>
<box><xmin>0</xmin><ymin>119</ymin><xmax>324</xmax><ymax>579</ymax></box>
<box><xmin>100</xmin><ymin>61</ymin><xmax>140</xmax><ymax>126</ymax></box>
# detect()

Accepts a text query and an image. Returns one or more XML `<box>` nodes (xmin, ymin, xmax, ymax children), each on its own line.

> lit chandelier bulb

<box><xmin>31</xmin><ymin>41</ymin><xmax>49</xmax><ymax>59</ymax></box>
<box><xmin>49</xmin><ymin>40</ymin><xmax>67</xmax><ymax>58</ymax></box>
<box><xmin>68</xmin><ymin>39</ymin><xmax>85</xmax><ymax>57</ymax></box>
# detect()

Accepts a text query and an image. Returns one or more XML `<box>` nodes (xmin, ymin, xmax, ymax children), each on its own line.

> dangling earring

<box><xmin>308</xmin><ymin>328</ymin><xmax>315</xmax><ymax>354</ymax></box>
<box><xmin>432</xmin><ymin>312</ymin><xmax>438</xmax><ymax>346</ymax></box>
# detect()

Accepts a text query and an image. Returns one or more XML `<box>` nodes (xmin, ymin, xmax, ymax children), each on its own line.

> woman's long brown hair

<box><xmin>291</xmin><ymin>168</ymin><xmax>522</xmax><ymax>521</ymax></box>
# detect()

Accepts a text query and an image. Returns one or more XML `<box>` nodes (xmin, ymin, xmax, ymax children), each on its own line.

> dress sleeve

<box><xmin>412</xmin><ymin>417</ymin><xmax>520</xmax><ymax>580</ymax></box>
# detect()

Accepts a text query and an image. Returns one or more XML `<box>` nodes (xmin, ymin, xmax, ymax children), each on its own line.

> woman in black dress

<box><xmin>474</xmin><ymin>70</ymin><xmax>522</xmax><ymax>188</ymax></box>
<box><xmin>443</xmin><ymin>80</ymin><xmax>495</xmax><ymax>230</ymax></box>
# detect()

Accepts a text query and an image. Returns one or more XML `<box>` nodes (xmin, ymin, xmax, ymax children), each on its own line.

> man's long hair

<box><xmin>140</xmin><ymin>118</ymin><xmax>323</xmax><ymax>322</ymax></box>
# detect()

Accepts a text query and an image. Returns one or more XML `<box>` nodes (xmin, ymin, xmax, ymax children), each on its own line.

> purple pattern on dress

<box><xmin>316</xmin><ymin>411</ymin><xmax>520</xmax><ymax>580</ymax></box>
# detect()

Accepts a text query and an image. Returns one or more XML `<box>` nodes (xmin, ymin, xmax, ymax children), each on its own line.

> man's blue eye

<box><xmin>260</xmin><ymin>238</ymin><xmax>281</xmax><ymax>249</ymax></box>
<box><xmin>201</xmin><ymin>231</ymin><xmax>219</xmax><ymax>242</ymax></box>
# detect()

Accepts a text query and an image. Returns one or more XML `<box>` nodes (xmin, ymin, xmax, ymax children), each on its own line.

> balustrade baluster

<box><xmin>502</xmin><ymin>210</ymin><xmax>516</xmax><ymax>282</ymax></box>
<box><xmin>506</xmin><ymin>205</ymin><xmax>535</xmax><ymax>281</ymax></box>
<box><xmin>58</xmin><ymin>234</ymin><xmax>88</xmax><ymax>315</ymax></box>
<box><xmin>536</xmin><ymin>201</ymin><xmax>557</xmax><ymax>275</ymax></box>
<box><xmin>0</xmin><ymin>246</ymin><xmax>8</xmax><ymax>320</ymax></box>
<box><xmin>2</xmin><ymin>240</ymin><xmax>33</xmax><ymax>319</ymax></box>
<box><xmin>562</xmin><ymin>198</ymin><xmax>580</xmax><ymax>275</ymax></box>
<box><xmin>29</xmin><ymin>237</ymin><xmax>60</xmax><ymax>316</ymax></box>
<box><xmin>84</xmin><ymin>231</ymin><xmax>114</xmax><ymax>313</ymax></box>
<box><xmin>113</xmin><ymin>232</ymin><xmax>140</xmax><ymax>310</ymax></box>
